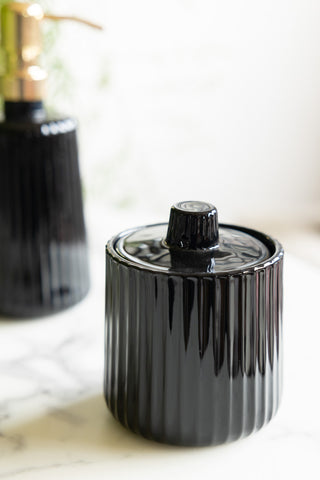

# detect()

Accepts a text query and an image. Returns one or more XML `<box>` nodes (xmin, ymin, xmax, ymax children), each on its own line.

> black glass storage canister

<box><xmin>104</xmin><ymin>201</ymin><xmax>284</xmax><ymax>446</ymax></box>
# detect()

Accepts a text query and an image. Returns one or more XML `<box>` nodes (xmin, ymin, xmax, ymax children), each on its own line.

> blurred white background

<box><xmin>47</xmin><ymin>0</ymin><xmax>320</xmax><ymax>261</ymax></box>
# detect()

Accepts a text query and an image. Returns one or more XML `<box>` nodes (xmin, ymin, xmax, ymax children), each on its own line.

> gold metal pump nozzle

<box><xmin>0</xmin><ymin>2</ymin><xmax>102</xmax><ymax>102</ymax></box>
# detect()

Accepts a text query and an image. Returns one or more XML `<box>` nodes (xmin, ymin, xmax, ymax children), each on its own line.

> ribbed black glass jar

<box><xmin>0</xmin><ymin>104</ymin><xmax>90</xmax><ymax>317</ymax></box>
<box><xmin>104</xmin><ymin>201</ymin><xmax>283</xmax><ymax>446</ymax></box>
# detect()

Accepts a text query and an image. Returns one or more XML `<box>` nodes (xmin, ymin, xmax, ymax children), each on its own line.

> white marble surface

<box><xmin>0</xmin><ymin>214</ymin><xmax>320</xmax><ymax>479</ymax></box>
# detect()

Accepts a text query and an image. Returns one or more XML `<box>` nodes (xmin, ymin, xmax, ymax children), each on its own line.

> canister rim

<box><xmin>106</xmin><ymin>222</ymin><xmax>283</xmax><ymax>277</ymax></box>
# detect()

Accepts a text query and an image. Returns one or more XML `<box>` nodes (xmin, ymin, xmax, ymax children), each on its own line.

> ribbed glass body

<box><xmin>104</xmin><ymin>212</ymin><xmax>283</xmax><ymax>446</ymax></box>
<box><xmin>0</xmin><ymin>102</ymin><xmax>89</xmax><ymax>317</ymax></box>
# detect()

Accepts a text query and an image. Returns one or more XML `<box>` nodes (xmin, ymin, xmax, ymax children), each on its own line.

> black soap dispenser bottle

<box><xmin>0</xmin><ymin>2</ymin><xmax>100</xmax><ymax>317</ymax></box>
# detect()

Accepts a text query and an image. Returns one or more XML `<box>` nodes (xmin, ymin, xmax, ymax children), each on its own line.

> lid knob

<box><xmin>165</xmin><ymin>201</ymin><xmax>219</xmax><ymax>251</ymax></box>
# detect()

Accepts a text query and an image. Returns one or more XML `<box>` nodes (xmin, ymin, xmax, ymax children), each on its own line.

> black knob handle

<box><xmin>165</xmin><ymin>201</ymin><xmax>219</xmax><ymax>251</ymax></box>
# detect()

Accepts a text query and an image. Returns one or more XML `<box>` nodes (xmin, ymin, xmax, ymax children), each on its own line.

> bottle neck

<box><xmin>4</xmin><ymin>101</ymin><xmax>46</xmax><ymax>122</ymax></box>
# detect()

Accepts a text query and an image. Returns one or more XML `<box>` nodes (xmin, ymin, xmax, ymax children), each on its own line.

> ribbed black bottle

<box><xmin>0</xmin><ymin>102</ymin><xmax>90</xmax><ymax>317</ymax></box>
<box><xmin>104</xmin><ymin>201</ymin><xmax>283</xmax><ymax>446</ymax></box>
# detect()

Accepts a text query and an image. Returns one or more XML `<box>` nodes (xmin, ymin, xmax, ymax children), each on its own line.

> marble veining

<box><xmin>0</xmin><ymin>245</ymin><xmax>319</xmax><ymax>479</ymax></box>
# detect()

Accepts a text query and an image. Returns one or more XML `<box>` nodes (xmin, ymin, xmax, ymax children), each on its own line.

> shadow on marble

<box><xmin>2</xmin><ymin>394</ymin><xmax>190</xmax><ymax>456</ymax></box>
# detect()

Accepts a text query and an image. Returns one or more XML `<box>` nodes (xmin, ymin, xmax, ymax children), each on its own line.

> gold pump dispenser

<box><xmin>0</xmin><ymin>2</ymin><xmax>102</xmax><ymax>101</ymax></box>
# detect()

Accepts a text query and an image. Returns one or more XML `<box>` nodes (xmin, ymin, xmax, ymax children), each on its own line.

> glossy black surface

<box><xmin>0</xmin><ymin>101</ymin><xmax>89</xmax><ymax>317</ymax></box>
<box><xmin>113</xmin><ymin>224</ymin><xmax>271</xmax><ymax>274</ymax></box>
<box><xmin>104</xmin><ymin>202</ymin><xmax>284</xmax><ymax>446</ymax></box>
<box><xmin>4</xmin><ymin>101</ymin><xmax>45</xmax><ymax>122</ymax></box>
<box><xmin>166</xmin><ymin>201</ymin><xmax>219</xmax><ymax>250</ymax></box>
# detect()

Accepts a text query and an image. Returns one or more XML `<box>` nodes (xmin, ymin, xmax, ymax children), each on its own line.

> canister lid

<box><xmin>108</xmin><ymin>201</ymin><xmax>280</xmax><ymax>275</ymax></box>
